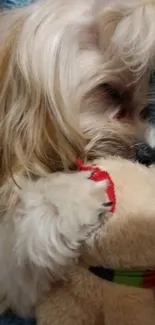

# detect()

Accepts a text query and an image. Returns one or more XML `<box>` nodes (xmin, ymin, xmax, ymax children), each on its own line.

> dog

<box><xmin>0</xmin><ymin>0</ymin><xmax>155</xmax><ymax>317</ymax></box>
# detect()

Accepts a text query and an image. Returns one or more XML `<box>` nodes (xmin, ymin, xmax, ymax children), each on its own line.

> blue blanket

<box><xmin>0</xmin><ymin>314</ymin><xmax>35</xmax><ymax>325</ymax></box>
<box><xmin>2</xmin><ymin>0</ymin><xmax>32</xmax><ymax>8</ymax></box>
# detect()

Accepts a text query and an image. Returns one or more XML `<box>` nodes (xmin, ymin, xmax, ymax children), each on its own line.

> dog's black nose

<box><xmin>133</xmin><ymin>143</ymin><xmax>155</xmax><ymax>166</ymax></box>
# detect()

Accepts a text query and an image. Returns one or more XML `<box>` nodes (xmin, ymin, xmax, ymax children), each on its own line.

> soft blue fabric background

<box><xmin>1</xmin><ymin>0</ymin><xmax>32</xmax><ymax>8</ymax></box>
<box><xmin>0</xmin><ymin>314</ymin><xmax>35</xmax><ymax>325</ymax></box>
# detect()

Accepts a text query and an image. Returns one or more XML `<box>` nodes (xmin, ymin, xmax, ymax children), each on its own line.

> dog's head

<box><xmin>0</xmin><ymin>0</ymin><xmax>155</xmax><ymax>181</ymax></box>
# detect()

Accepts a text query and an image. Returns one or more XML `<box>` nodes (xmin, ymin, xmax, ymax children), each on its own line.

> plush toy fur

<box><xmin>36</xmin><ymin>157</ymin><xmax>155</xmax><ymax>325</ymax></box>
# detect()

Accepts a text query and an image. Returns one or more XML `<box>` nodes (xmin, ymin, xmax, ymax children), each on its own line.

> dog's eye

<box><xmin>102</xmin><ymin>83</ymin><xmax>122</xmax><ymax>102</ymax></box>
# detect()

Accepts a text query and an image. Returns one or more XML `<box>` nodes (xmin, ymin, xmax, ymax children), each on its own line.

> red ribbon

<box><xmin>77</xmin><ymin>159</ymin><xmax>116</xmax><ymax>213</ymax></box>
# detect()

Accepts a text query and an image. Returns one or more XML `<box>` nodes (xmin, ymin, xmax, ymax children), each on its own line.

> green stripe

<box><xmin>114</xmin><ymin>271</ymin><xmax>144</xmax><ymax>287</ymax></box>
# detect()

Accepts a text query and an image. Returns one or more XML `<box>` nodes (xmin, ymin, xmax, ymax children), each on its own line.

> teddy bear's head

<box><xmin>81</xmin><ymin>157</ymin><xmax>155</xmax><ymax>273</ymax></box>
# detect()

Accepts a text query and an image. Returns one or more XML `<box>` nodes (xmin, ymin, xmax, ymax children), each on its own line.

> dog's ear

<box><xmin>0</xmin><ymin>17</ymin><xmax>23</xmax><ymax>86</ymax></box>
<box><xmin>0</xmin><ymin>12</ymin><xmax>26</xmax><ymax>182</ymax></box>
<box><xmin>0</xmin><ymin>10</ymin><xmax>56</xmax><ymax>180</ymax></box>
<box><xmin>0</xmin><ymin>6</ymin><xmax>86</xmax><ymax>181</ymax></box>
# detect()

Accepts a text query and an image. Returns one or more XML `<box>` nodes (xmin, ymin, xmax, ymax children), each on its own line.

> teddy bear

<box><xmin>35</xmin><ymin>157</ymin><xmax>155</xmax><ymax>325</ymax></box>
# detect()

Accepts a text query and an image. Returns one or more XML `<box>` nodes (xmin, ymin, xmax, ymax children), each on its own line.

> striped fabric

<box><xmin>89</xmin><ymin>267</ymin><xmax>155</xmax><ymax>288</ymax></box>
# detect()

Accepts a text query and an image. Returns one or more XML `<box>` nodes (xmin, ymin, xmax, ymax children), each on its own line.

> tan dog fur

<box><xmin>36</xmin><ymin>157</ymin><xmax>155</xmax><ymax>325</ymax></box>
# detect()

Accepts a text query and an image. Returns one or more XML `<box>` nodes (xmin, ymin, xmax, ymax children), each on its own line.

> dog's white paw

<box><xmin>46</xmin><ymin>170</ymin><xmax>111</xmax><ymax>243</ymax></box>
<box><xmin>18</xmin><ymin>170</ymin><xmax>111</xmax><ymax>271</ymax></box>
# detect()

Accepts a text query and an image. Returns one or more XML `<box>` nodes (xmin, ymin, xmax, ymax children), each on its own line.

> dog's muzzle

<box><xmin>133</xmin><ymin>143</ymin><xmax>155</xmax><ymax>166</ymax></box>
